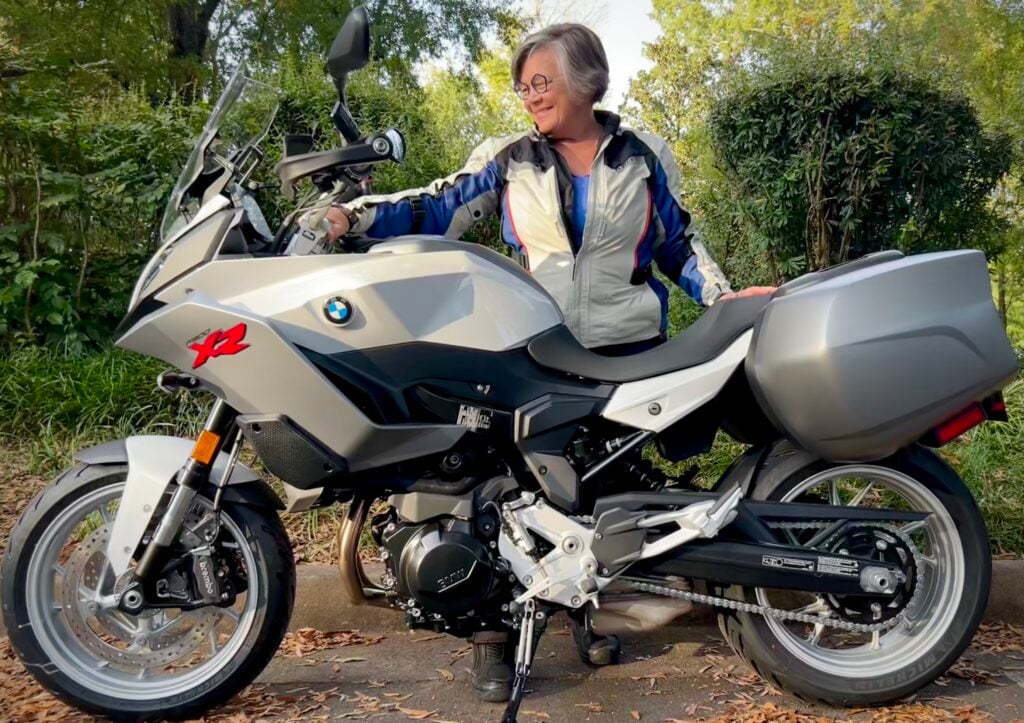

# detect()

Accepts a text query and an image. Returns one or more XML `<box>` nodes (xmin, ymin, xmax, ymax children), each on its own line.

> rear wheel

<box><xmin>716</xmin><ymin>443</ymin><xmax>988</xmax><ymax>706</ymax></box>
<box><xmin>2</xmin><ymin>462</ymin><xmax>295</xmax><ymax>721</ymax></box>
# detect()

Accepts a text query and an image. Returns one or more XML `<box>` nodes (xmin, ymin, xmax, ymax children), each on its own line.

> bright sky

<box><xmin>523</xmin><ymin>0</ymin><xmax>663</xmax><ymax>110</ymax></box>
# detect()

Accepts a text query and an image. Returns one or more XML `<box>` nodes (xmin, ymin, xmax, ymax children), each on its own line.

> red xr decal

<box><xmin>189</xmin><ymin>323</ymin><xmax>250</xmax><ymax>369</ymax></box>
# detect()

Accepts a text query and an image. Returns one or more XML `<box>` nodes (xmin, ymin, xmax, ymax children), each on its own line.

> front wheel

<box><xmin>716</xmin><ymin>443</ymin><xmax>989</xmax><ymax>706</ymax></box>
<box><xmin>1</xmin><ymin>462</ymin><xmax>295</xmax><ymax>722</ymax></box>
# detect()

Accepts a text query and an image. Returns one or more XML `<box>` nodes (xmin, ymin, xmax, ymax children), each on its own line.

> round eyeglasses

<box><xmin>514</xmin><ymin>73</ymin><xmax>559</xmax><ymax>100</ymax></box>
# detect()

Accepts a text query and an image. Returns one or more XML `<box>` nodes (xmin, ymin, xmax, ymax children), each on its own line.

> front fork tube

<box><xmin>131</xmin><ymin>400</ymin><xmax>238</xmax><ymax>583</ymax></box>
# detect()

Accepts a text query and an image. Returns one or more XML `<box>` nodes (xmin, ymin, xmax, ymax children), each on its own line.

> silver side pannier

<box><xmin>747</xmin><ymin>250</ymin><xmax>1018</xmax><ymax>462</ymax></box>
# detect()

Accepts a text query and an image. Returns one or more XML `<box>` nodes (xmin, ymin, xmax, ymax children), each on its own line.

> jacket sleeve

<box><xmin>644</xmin><ymin>135</ymin><xmax>732</xmax><ymax>306</ymax></box>
<box><xmin>345</xmin><ymin>135</ymin><xmax>515</xmax><ymax>240</ymax></box>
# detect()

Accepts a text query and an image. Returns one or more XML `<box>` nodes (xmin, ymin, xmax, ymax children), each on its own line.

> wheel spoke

<box><xmin>98</xmin><ymin>504</ymin><xmax>112</xmax><ymax>524</ymax></box>
<box><xmin>792</xmin><ymin>597</ymin><xmax>831</xmax><ymax>616</ymax></box>
<box><xmin>848</xmin><ymin>482</ymin><xmax>874</xmax><ymax>507</ymax></box>
<box><xmin>918</xmin><ymin>554</ymin><xmax>938</xmax><ymax>569</ymax></box>
<box><xmin>901</xmin><ymin>519</ymin><xmax>927</xmax><ymax>535</ymax></box>
<box><xmin>827</xmin><ymin>480</ymin><xmax>842</xmax><ymax>506</ymax></box>
<box><xmin>52</xmin><ymin>563</ymin><xmax>66</xmax><ymax>579</ymax></box>
<box><xmin>806</xmin><ymin>623</ymin><xmax>825</xmax><ymax>646</ymax></box>
<box><xmin>870</xmin><ymin>630</ymin><xmax>882</xmax><ymax>650</ymax></box>
<box><xmin>208</xmin><ymin>628</ymin><xmax>220</xmax><ymax>655</ymax></box>
<box><xmin>149</xmin><ymin>613</ymin><xmax>183</xmax><ymax>637</ymax></box>
<box><xmin>103</xmin><ymin>611</ymin><xmax>141</xmax><ymax>638</ymax></box>
<box><xmin>219</xmin><ymin>607</ymin><xmax>241</xmax><ymax>624</ymax></box>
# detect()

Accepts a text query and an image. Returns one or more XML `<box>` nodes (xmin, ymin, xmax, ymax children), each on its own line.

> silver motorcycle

<box><xmin>2</xmin><ymin>7</ymin><xmax>1017</xmax><ymax>722</ymax></box>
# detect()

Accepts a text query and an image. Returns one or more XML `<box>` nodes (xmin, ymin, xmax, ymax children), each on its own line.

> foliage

<box><xmin>3</xmin><ymin>0</ymin><xmax>518</xmax><ymax>100</ymax></box>
<box><xmin>626</xmin><ymin>0</ymin><xmax>1024</xmax><ymax>285</ymax></box>
<box><xmin>0</xmin><ymin>1</ymin><xmax>529</xmax><ymax>350</ymax></box>
<box><xmin>0</xmin><ymin>33</ymin><xmax>203</xmax><ymax>350</ymax></box>
<box><xmin>707</xmin><ymin>56</ymin><xmax>1014</xmax><ymax>279</ymax></box>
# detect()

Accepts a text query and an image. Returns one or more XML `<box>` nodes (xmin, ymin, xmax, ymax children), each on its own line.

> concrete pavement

<box><xmin>248</xmin><ymin>564</ymin><xmax>1024</xmax><ymax>723</ymax></box>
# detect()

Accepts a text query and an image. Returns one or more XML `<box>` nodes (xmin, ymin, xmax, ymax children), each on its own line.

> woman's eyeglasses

<box><xmin>514</xmin><ymin>73</ymin><xmax>559</xmax><ymax>100</ymax></box>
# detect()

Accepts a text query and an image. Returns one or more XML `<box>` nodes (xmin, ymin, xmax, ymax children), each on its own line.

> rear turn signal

<box><xmin>923</xmin><ymin>404</ymin><xmax>986</xmax><ymax>447</ymax></box>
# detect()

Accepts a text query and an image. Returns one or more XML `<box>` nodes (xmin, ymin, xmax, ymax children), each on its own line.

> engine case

<box><xmin>380</xmin><ymin>518</ymin><xmax>497</xmax><ymax>617</ymax></box>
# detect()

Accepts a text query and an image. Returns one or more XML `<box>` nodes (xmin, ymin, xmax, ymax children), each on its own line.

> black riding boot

<box><xmin>570</xmin><ymin>612</ymin><xmax>621</xmax><ymax>666</ymax></box>
<box><xmin>470</xmin><ymin>631</ymin><xmax>515</xmax><ymax>702</ymax></box>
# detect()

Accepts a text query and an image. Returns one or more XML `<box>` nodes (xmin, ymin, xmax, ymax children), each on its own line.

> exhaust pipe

<box><xmin>337</xmin><ymin>496</ymin><xmax>390</xmax><ymax>608</ymax></box>
<box><xmin>590</xmin><ymin>592</ymin><xmax>693</xmax><ymax>635</ymax></box>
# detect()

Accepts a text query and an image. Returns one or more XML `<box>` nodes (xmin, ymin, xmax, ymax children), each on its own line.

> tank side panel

<box><xmin>117</xmin><ymin>296</ymin><xmax>465</xmax><ymax>471</ymax></box>
<box><xmin>153</xmin><ymin>241</ymin><xmax>563</xmax><ymax>355</ymax></box>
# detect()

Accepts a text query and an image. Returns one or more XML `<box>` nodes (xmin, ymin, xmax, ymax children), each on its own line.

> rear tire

<box><xmin>1</xmin><ymin>462</ymin><xmax>296</xmax><ymax>722</ymax></box>
<box><xmin>715</xmin><ymin>443</ymin><xmax>989</xmax><ymax>706</ymax></box>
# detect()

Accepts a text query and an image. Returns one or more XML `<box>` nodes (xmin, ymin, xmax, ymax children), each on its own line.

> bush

<box><xmin>0</xmin><ymin>46</ymin><xmax>202</xmax><ymax>349</ymax></box>
<box><xmin>707</xmin><ymin>54</ymin><xmax>1015</xmax><ymax>281</ymax></box>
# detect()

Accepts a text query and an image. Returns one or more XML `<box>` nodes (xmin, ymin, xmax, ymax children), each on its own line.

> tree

<box><xmin>707</xmin><ymin>58</ymin><xmax>1014</xmax><ymax>280</ymax></box>
<box><xmin>2</xmin><ymin>0</ymin><xmax>519</xmax><ymax>101</ymax></box>
<box><xmin>625</xmin><ymin>0</ymin><xmax>1024</xmax><ymax>285</ymax></box>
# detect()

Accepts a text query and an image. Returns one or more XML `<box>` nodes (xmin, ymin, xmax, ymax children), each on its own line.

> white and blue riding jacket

<box><xmin>345</xmin><ymin>112</ymin><xmax>732</xmax><ymax>348</ymax></box>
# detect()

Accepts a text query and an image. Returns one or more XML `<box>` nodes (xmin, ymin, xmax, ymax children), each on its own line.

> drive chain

<box><xmin>623</xmin><ymin>520</ymin><xmax>925</xmax><ymax>634</ymax></box>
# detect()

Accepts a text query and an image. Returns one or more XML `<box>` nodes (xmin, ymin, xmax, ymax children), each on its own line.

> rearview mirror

<box><xmin>327</xmin><ymin>6</ymin><xmax>370</xmax><ymax>80</ymax></box>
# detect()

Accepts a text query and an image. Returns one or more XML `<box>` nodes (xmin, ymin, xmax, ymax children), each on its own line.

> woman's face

<box><xmin>518</xmin><ymin>46</ymin><xmax>587</xmax><ymax>137</ymax></box>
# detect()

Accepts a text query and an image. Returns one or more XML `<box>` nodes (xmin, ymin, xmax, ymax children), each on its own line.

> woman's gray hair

<box><xmin>511</xmin><ymin>24</ymin><xmax>609</xmax><ymax>105</ymax></box>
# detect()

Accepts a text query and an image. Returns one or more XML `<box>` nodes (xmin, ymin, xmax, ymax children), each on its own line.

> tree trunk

<box><xmin>167</xmin><ymin>0</ymin><xmax>222</xmax><ymax>103</ymax></box>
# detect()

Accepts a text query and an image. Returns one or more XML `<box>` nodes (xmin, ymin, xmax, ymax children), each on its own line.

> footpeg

<box><xmin>502</xmin><ymin>599</ymin><xmax>546</xmax><ymax>723</ymax></box>
<box><xmin>636</xmin><ymin>484</ymin><xmax>743</xmax><ymax>560</ymax></box>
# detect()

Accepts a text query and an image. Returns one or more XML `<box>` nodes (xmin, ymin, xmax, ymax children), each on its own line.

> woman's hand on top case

<box><xmin>325</xmin><ymin>207</ymin><xmax>352</xmax><ymax>243</ymax></box>
<box><xmin>718</xmin><ymin>286</ymin><xmax>777</xmax><ymax>301</ymax></box>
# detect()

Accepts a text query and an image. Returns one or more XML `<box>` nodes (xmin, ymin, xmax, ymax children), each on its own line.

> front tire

<box><xmin>1</xmin><ymin>462</ymin><xmax>296</xmax><ymax>722</ymax></box>
<box><xmin>716</xmin><ymin>443</ymin><xmax>989</xmax><ymax>706</ymax></box>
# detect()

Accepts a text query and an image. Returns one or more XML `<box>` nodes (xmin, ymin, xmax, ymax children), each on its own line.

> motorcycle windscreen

<box><xmin>747</xmin><ymin>249</ymin><xmax>1017</xmax><ymax>462</ymax></box>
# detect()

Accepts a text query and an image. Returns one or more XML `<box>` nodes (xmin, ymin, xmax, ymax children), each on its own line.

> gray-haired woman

<box><xmin>326</xmin><ymin>23</ymin><xmax>773</xmax><ymax>702</ymax></box>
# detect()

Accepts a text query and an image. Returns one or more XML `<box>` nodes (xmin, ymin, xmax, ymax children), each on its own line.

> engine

<box><xmin>371</xmin><ymin>508</ymin><xmax>509</xmax><ymax>635</ymax></box>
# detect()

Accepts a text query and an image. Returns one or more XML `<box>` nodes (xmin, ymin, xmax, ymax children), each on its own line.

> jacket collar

<box><xmin>530</xmin><ymin>110</ymin><xmax>622</xmax><ymax>143</ymax></box>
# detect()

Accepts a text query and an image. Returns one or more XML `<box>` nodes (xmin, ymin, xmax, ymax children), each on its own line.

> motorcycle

<box><xmin>2</xmin><ymin>7</ymin><xmax>1018</xmax><ymax>722</ymax></box>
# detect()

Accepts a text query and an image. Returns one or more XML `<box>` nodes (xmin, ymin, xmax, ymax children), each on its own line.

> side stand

<box><xmin>502</xmin><ymin>599</ymin><xmax>547</xmax><ymax>723</ymax></box>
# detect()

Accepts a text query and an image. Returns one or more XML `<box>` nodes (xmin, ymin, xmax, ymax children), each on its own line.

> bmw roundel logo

<box><xmin>323</xmin><ymin>296</ymin><xmax>354</xmax><ymax>325</ymax></box>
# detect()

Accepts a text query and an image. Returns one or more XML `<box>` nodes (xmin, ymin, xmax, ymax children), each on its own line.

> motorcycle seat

<box><xmin>527</xmin><ymin>295</ymin><xmax>770</xmax><ymax>383</ymax></box>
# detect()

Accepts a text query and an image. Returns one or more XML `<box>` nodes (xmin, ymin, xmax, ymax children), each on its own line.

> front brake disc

<box><xmin>60</xmin><ymin>523</ymin><xmax>221</xmax><ymax>669</ymax></box>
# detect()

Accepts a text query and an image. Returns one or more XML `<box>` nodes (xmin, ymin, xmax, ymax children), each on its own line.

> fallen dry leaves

<box><xmin>671</xmin><ymin>699</ymin><xmax>993</xmax><ymax>723</ymax></box>
<box><xmin>0</xmin><ymin>639</ymin><xmax>89</xmax><ymax>722</ymax></box>
<box><xmin>936</xmin><ymin>658</ymin><xmax>1003</xmax><ymax>687</ymax></box>
<box><xmin>0</xmin><ymin>444</ymin><xmax>48</xmax><ymax>559</ymax></box>
<box><xmin>971</xmin><ymin>621</ymin><xmax>1024</xmax><ymax>653</ymax></box>
<box><xmin>278</xmin><ymin>627</ymin><xmax>385</xmax><ymax>657</ymax></box>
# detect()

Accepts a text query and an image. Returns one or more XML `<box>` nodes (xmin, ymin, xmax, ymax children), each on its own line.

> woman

<box><xmin>326</xmin><ymin>23</ymin><xmax>772</xmax><ymax>702</ymax></box>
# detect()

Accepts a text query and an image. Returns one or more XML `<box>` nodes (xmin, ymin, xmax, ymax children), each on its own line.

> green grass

<box><xmin>942</xmin><ymin>378</ymin><xmax>1024</xmax><ymax>554</ymax></box>
<box><xmin>0</xmin><ymin>345</ymin><xmax>206</xmax><ymax>473</ymax></box>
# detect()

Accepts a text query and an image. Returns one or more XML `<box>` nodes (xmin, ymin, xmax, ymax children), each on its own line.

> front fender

<box><xmin>76</xmin><ymin>435</ymin><xmax>283</xmax><ymax>576</ymax></box>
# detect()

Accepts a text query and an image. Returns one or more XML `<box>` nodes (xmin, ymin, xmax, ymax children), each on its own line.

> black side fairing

<box><xmin>298</xmin><ymin>340</ymin><xmax>614</xmax><ymax>429</ymax></box>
